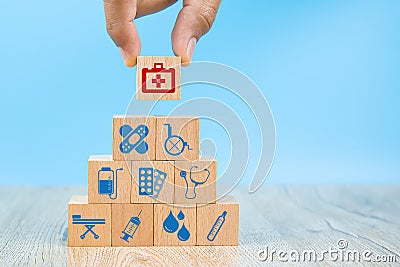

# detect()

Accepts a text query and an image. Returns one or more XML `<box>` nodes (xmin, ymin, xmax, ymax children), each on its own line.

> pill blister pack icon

<box><xmin>138</xmin><ymin>167</ymin><xmax>167</xmax><ymax>198</ymax></box>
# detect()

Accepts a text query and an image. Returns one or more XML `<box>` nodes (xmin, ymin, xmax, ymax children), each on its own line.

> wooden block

<box><xmin>196</xmin><ymin>196</ymin><xmax>239</xmax><ymax>246</ymax></box>
<box><xmin>154</xmin><ymin>204</ymin><xmax>196</xmax><ymax>246</ymax></box>
<box><xmin>155</xmin><ymin>116</ymin><xmax>199</xmax><ymax>161</ymax></box>
<box><xmin>111</xmin><ymin>204</ymin><xmax>153</xmax><ymax>246</ymax></box>
<box><xmin>136</xmin><ymin>56</ymin><xmax>181</xmax><ymax>100</ymax></box>
<box><xmin>88</xmin><ymin>155</ymin><xmax>131</xmax><ymax>204</ymax></box>
<box><xmin>68</xmin><ymin>196</ymin><xmax>111</xmax><ymax>247</ymax></box>
<box><xmin>174</xmin><ymin>159</ymin><xmax>216</xmax><ymax>204</ymax></box>
<box><xmin>112</xmin><ymin>115</ymin><xmax>156</xmax><ymax>161</ymax></box>
<box><xmin>131</xmin><ymin>161</ymin><xmax>175</xmax><ymax>204</ymax></box>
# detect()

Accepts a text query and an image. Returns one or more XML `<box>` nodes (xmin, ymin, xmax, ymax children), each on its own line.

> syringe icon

<box><xmin>207</xmin><ymin>211</ymin><xmax>227</xmax><ymax>242</ymax></box>
<box><xmin>121</xmin><ymin>210</ymin><xmax>142</xmax><ymax>243</ymax></box>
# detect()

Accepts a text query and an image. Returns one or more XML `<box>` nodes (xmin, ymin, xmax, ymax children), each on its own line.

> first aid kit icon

<box><xmin>141</xmin><ymin>63</ymin><xmax>176</xmax><ymax>94</ymax></box>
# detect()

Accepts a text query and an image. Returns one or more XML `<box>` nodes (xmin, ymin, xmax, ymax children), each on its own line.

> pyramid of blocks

<box><xmin>68</xmin><ymin>56</ymin><xmax>239</xmax><ymax>247</ymax></box>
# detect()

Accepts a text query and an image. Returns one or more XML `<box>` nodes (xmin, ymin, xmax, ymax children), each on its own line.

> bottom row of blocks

<box><xmin>68</xmin><ymin>196</ymin><xmax>239</xmax><ymax>247</ymax></box>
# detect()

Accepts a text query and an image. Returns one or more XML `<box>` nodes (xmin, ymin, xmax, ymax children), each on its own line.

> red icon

<box><xmin>141</xmin><ymin>63</ymin><xmax>176</xmax><ymax>94</ymax></box>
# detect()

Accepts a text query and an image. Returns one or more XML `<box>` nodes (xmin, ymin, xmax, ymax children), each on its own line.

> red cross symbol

<box><xmin>151</xmin><ymin>74</ymin><xmax>166</xmax><ymax>88</ymax></box>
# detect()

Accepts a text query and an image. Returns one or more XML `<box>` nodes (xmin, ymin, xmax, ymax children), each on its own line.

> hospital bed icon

<box><xmin>72</xmin><ymin>214</ymin><xmax>106</xmax><ymax>240</ymax></box>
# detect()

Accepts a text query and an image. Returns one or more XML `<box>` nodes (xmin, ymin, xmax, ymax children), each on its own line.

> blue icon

<box><xmin>163</xmin><ymin>210</ymin><xmax>190</xmax><ymax>241</ymax></box>
<box><xmin>121</xmin><ymin>210</ymin><xmax>142</xmax><ymax>243</ymax></box>
<box><xmin>72</xmin><ymin>214</ymin><xmax>105</xmax><ymax>240</ymax></box>
<box><xmin>138</xmin><ymin>167</ymin><xmax>167</xmax><ymax>198</ymax></box>
<box><xmin>180</xmin><ymin>166</ymin><xmax>210</xmax><ymax>199</ymax></box>
<box><xmin>119</xmin><ymin>124</ymin><xmax>149</xmax><ymax>154</ymax></box>
<box><xmin>98</xmin><ymin>167</ymin><xmax>123</xmax><ymax>200</ymax></box>
<box><xmin>207</xmin><ymin>211</ymin><xmax>227</xmax><ymax>242</ymax></box>
<box><xmin>163</xmin><ymin>124</ymin><xmax>192</xmax><ymax>156</ymax></box>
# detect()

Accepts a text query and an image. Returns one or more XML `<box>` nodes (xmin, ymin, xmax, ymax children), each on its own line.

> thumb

<box><xmin>171</xmin><ymin>0</ymin><xmax>221</xmax><ymax>65</ymax></box>
<box><xmin>104</xmin><ymin>0</ymin><xmax>140</xmax><ymax>67</ymax></box>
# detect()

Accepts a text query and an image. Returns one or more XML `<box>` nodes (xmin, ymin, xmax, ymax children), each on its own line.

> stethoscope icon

<box><xmin>179</xmin><ymin>166</ymin><xmax>210</xmax><ymax>199</ymax></box>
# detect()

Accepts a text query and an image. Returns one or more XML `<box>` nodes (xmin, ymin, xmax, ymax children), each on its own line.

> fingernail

<box><xmin>184</xmin><ymin>37</ymin><xmax>197</xmax><ymax>66</ymax></box>
<box><xmin>119</xmin><ymin>47</ymin><xmax>137</xmax><ymax>67</ymax></box>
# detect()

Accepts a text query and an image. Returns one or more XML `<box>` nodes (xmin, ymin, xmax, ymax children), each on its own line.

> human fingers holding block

<box><xmin>171</xmin><ymin>0</ymin><xmax>221</xmax><ymax>65</ymax></box>
<box><xmin>103</xmin><ymin>0</ymin><xmax>221</xmax><ymax>66</ymax></box>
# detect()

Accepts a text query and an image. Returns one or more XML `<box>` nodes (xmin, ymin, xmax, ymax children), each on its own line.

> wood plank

<box><xmin>0</xmin><ymin>186</ymin><xmax>399</xmax><ymax>266</ymax></box>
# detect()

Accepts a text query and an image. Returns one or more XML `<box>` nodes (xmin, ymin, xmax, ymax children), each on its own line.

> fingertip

<box><xmin>184</xmin><ymin>37</ymin><xmax>196</xmax><ymax>66</ymax></box>
<box><xmin>119</xmin><ymin>47</ymin><xmax>138</xmax><ymax>67</ymax></box>
<box><xmin>124</xmin><ymin>57</ymin><xmax>137</xmax><ymax>67</ymax></box>
<box><xmin>108</xmin><ymin>22</ymin><xmax>141</xmax><ymax>67</ymax></box>
<box><xmin>173</xmin><ymin>37</ymin><xmax>197</xmax><ymax>66</ymax></box>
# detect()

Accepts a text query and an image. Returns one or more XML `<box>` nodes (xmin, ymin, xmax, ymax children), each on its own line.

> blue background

<box><xmin>0</xmin><ymin>0</ymin><xmax>399</xmax><ymax>185</ymax></box>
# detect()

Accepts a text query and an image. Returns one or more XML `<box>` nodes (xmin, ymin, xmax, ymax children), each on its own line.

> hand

<box><xmin>104</xmin><ymin>0</ymin><xmax>221</xmax><ymax>67</ymax></box>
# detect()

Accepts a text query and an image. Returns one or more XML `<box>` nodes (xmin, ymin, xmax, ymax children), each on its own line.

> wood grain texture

<box><xmin>155</xmin><ymin>117</ymin><xmax>199</xmax><ymax>161</ymax></box>
<box><xmin>68</xmin><ymin>196</ymin><xmax>111</xmax><ymax>247</ymax></box>
<box><xmin>0</xmin><ymin>186</ymin><xmax>399</xmax><ymax>266</ymax></box>
<box><xmin>111</xmin><ymin>204</ymin><xmax>153</xmax><ymax>247</ymax></box>
<box><xmin>112</xmin><ymin>115</ymin><xmax>156</xmax><ymax>161</ymax></box>
<box><xmin>174</xmin><ymin>159</ymin><xmax>216</xmax><ymax>204</ymax></box>
<box><xmin>197</xmin><ymin>196</ymin><xmax>239</xmax><ymax>246</ymax></box>
<box><xmin>154</xmin><ymin>204</ymin><xmax>197</xmax><ymax>246</ymax></box>
<box><xmin>130</xmin><ymin>161</ymin><xmax>175</xmax><ymax>204</ymax></box>
<box><xmin>136</xmin><ymin>56</ymin><xmax>181</xmax><ymax>100</ymax></box>
<box><xmin>88</xmin><ymin>155</ymin><xmax>131</xmax><ymax>204</ymax></box>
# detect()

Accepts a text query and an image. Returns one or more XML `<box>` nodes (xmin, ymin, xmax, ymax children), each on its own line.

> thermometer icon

<box><xmin>207</xmin><ymin>211</ymin><xmax>227</xmax><ymax>242</ymax></box>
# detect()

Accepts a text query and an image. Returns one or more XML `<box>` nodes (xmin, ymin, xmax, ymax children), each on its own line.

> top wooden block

<box><xmin>136</xmin><ymin>56</ymin><xmax>181</xmax><ymax>100</ymax></box>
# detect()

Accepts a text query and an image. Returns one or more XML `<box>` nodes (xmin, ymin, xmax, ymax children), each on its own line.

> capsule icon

<box><xmin>207</xmin><ymin>211</ymin><xmax>227</xmax><ymax>242</ymax></box>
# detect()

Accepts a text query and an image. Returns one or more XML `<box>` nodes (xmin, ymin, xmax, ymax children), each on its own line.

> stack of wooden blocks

<box><xmin>68</xmin><ymin>56</ymin><xmax>239</xmax><ymax>247</ymax></box>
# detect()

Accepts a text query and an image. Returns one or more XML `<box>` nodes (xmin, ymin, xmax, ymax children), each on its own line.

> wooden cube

<box><xmin>112</xmin><ymin>115</ymin><xmax>156</xmax><ymax>161</ymax></box>
<box><xmin>154</xmin><ymin>204</ymin><xmax>196</xmax><ymax>246</ymax></box>
<box><xmin>196</xmin><ymin>196</ymin><xmax>239</xmax><ymax>246</ymax></box>
<box><xmin>111</xmin><ymin>204</ymin><xmax>153</xmax><ymax>246</ymax></box>
<box><xmin>131</xmin><ymin>161</ymin><xmax>175</xmax><ymax>204</ymax></box>
<box><xmin>68</xmin><ymin>196</ymin><xmax>111</xmax><ymax>247</ymax></box>
<box><xmin>136</xmin><ymin>56</ymin><xmax>181</xmax><ymax>100</ymax></box>
<box><xmin>155</xmin><ymin>117</ymin><xmax>199</xmax><ymax>161</ymax></box>
<box><xmin>174</xmin><ymin>159</ymin><xmax>216</xmax><ymax>204</ymax></box>
<box><xmin>88</xmin><ymin>155</ymin><xmax>131</xmax><ymax>204</ymax></box>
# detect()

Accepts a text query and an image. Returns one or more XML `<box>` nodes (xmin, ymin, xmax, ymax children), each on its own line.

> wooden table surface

<box><xmin>0</xmin><ymin>186</ymin><xmax>399</xmax><ymax>266</ymax></box>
